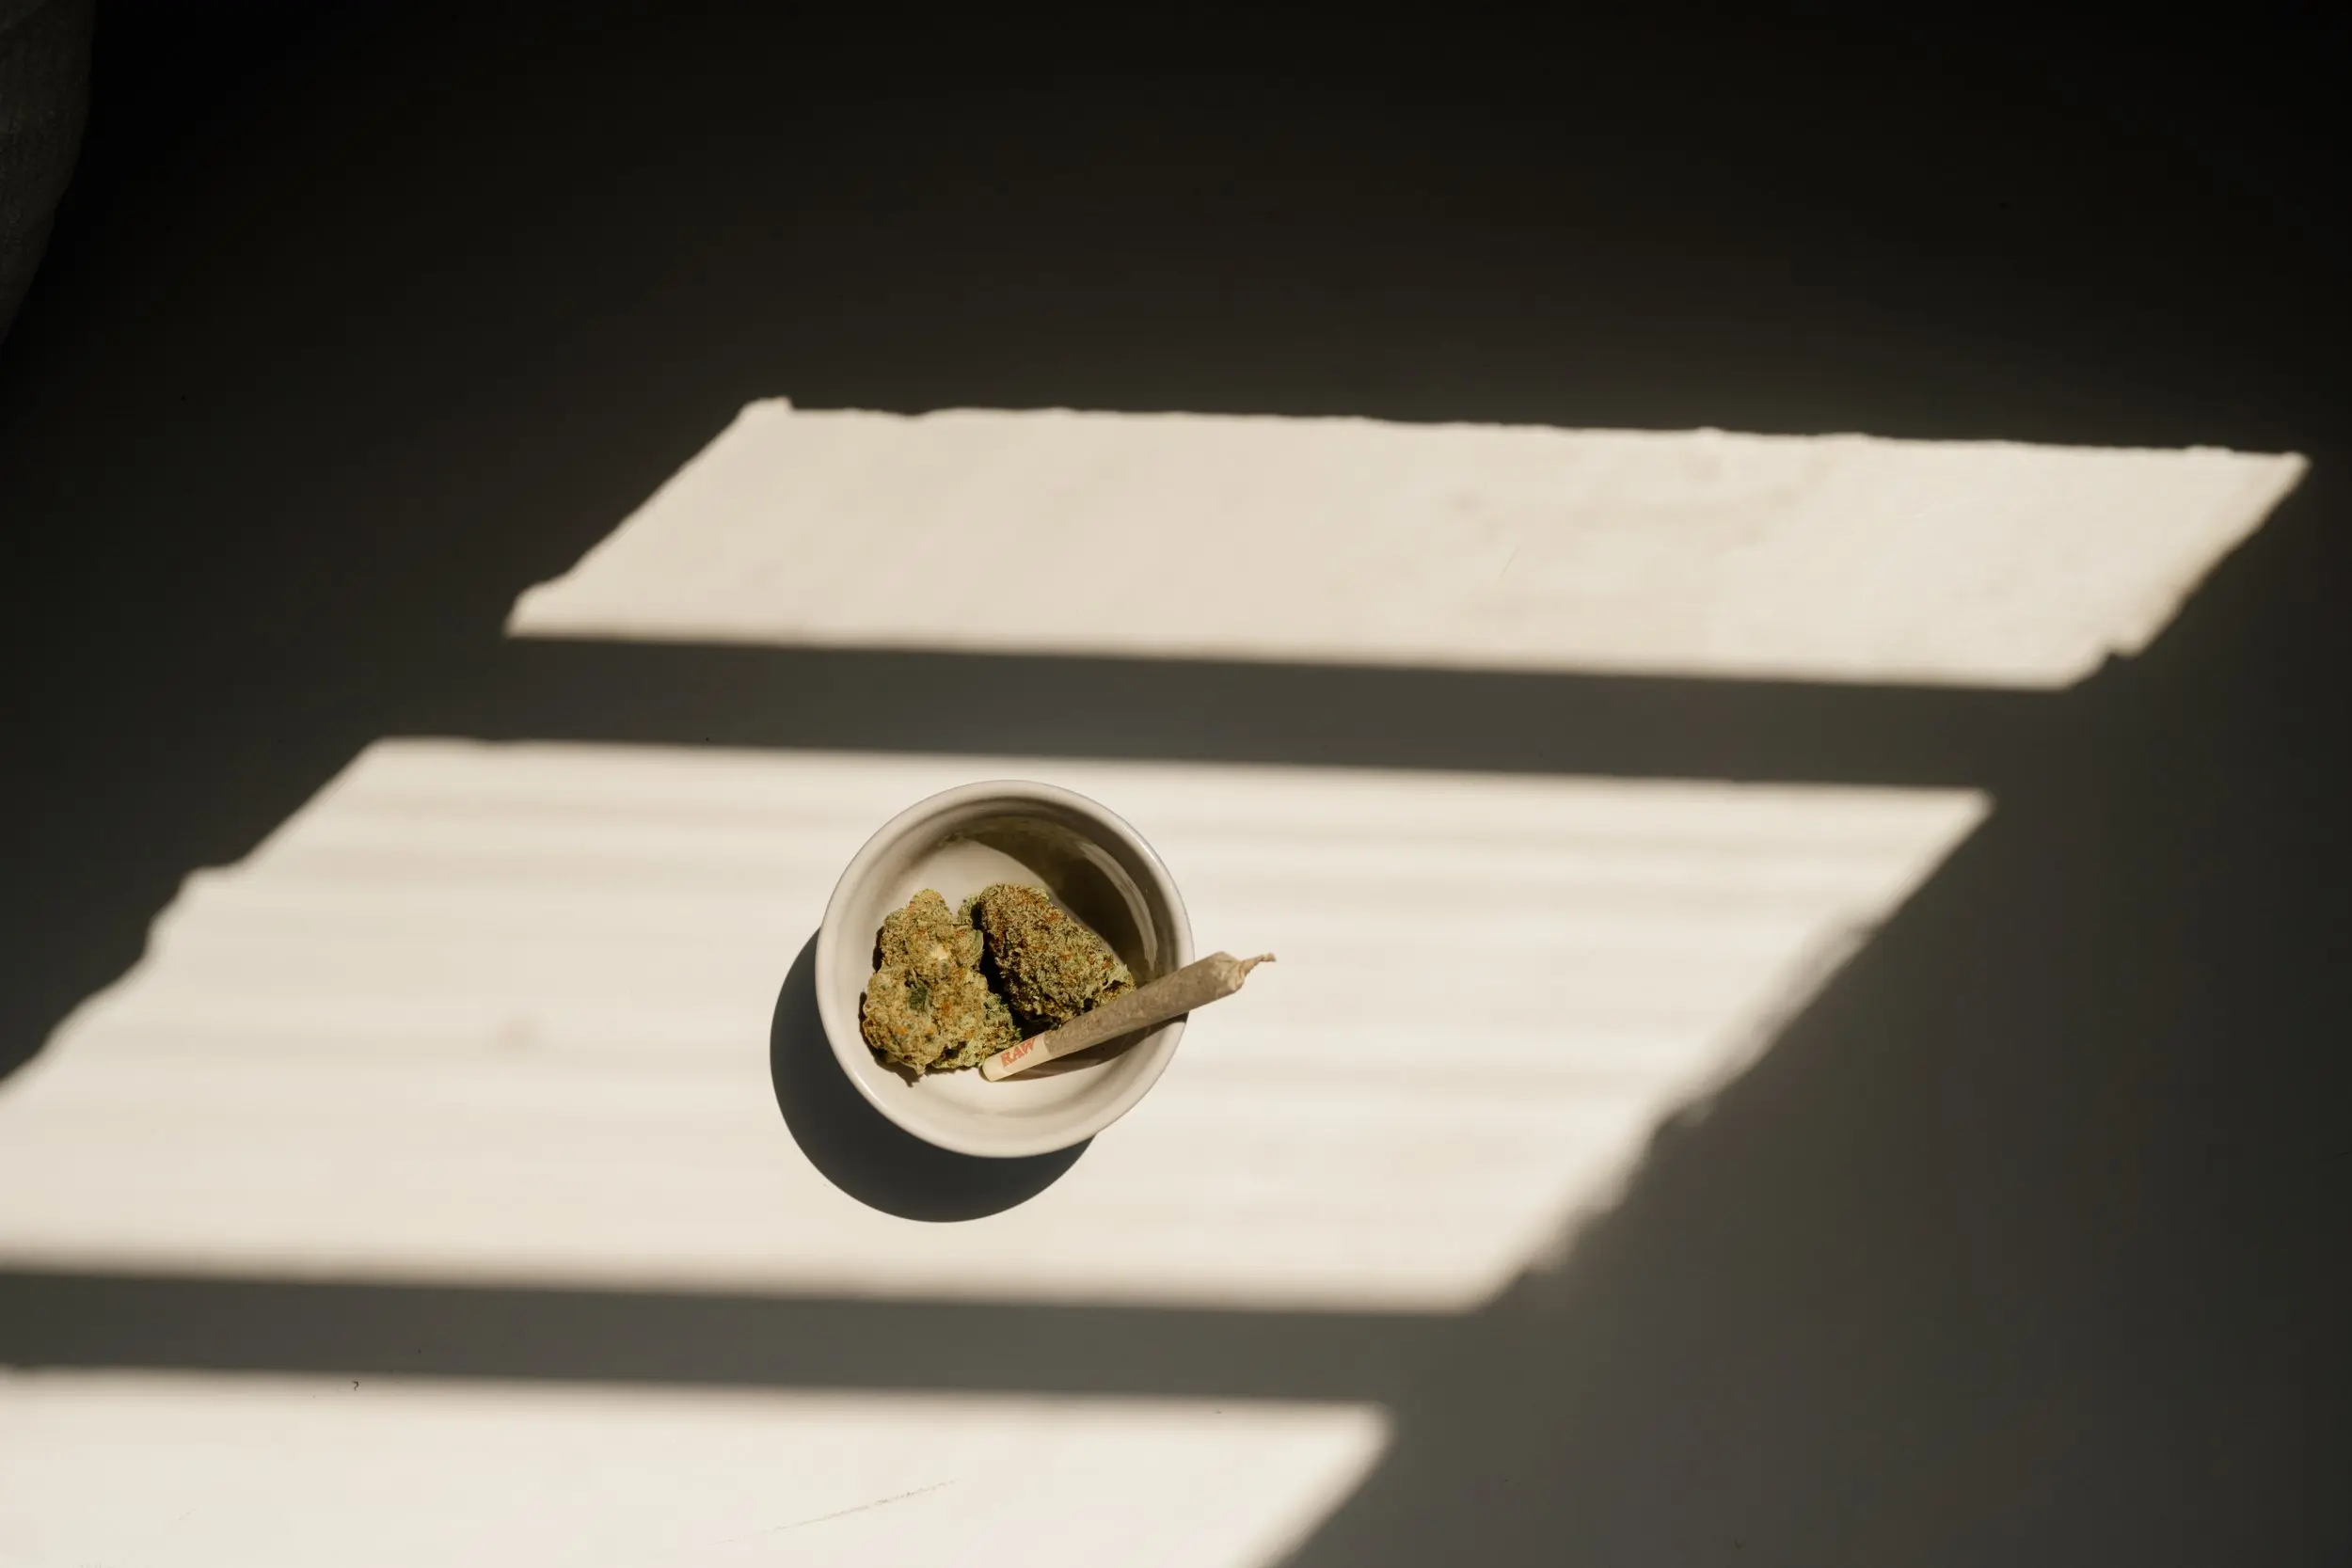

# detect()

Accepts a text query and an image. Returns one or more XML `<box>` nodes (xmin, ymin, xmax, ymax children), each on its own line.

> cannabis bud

<box><xmin>963</xmin><ymin>881</ymin><xmax>1134</xmax><ymax>1031</ymax></box>
<box><xmin>858</xmin><ymin>889</ymin><xmax>1020</xmax><ymax>1075</ymax></box>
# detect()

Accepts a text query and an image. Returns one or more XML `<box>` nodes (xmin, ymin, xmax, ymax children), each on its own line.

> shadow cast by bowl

<box><xmin>769</xmin><ymin>931</ymin><xmax>1087</xmax><ymax>1220</ymax></box>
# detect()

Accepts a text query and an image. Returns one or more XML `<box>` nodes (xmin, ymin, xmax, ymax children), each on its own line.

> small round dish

<box><xmin>814</xmin><ymin>781</ymin><xmax>1194</xmax><ymax>1158</ymax></box>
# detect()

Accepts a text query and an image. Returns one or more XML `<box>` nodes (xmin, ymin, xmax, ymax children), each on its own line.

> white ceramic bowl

<box><xmin>815</xmin><ymin>781</ymin><xmax>1194</xmax><ymax>1158</ymax></box>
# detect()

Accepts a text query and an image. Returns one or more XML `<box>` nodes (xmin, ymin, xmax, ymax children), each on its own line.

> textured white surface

<box><xmin>0</xmin><ymin>742</ymin><xmax>1983</xmax><ymax>1312</ymax></box>
<box><xmin>508</xmin><ymin>403</ymin><xmax>2304</xmax><ymax>688</ymax></box>
<box><xmin>0</xmin><ymin>1371</ymin><xmax>1385</xmax><ymax>1568</ymax></box>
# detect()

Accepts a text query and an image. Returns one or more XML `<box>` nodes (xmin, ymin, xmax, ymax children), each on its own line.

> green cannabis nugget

<box><xmin>860</xmin><ymin>889</ymin><xmax>1020</xmax><ymax>1076</ymax></box>
<box><xmin>964</xmin><ymin>882</ymin><xmax>1134</xmax><ymax>1030</ymax></box>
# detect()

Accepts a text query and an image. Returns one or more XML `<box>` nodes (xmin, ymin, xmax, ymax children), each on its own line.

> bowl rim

<box><xmin>814</xmin><ymin>778</ymin><xmax>1195</xmax><ymax>1158</ymax></box>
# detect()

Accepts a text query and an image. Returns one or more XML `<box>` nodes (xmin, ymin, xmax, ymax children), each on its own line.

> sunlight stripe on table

<box><xmin>508</xmin><ymin>402</ymin><xmax>2303</xmax><ymax>689</ymax></box>
<box><xmin>0</xmin><ymin>1370</ymin><xmax>1384</xmax><ymax>1568</ymax></box>
<box><xmin>0</xmin><ymin>742</ymin><xmax>1982</xmax><ymax>1312</ymax></box>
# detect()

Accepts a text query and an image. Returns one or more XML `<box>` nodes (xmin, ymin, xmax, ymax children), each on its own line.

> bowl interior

<box><xmin>817</xmin><ymin>784</ymin><xmax>1193</xmax><ymax>1157</ymax></box>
